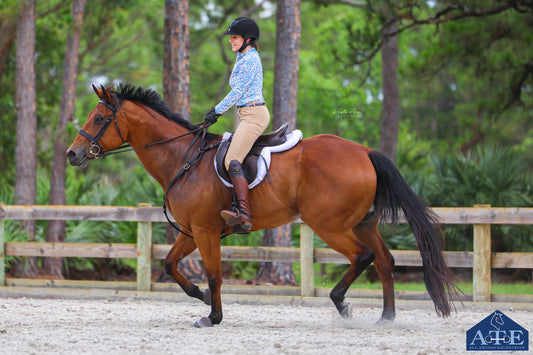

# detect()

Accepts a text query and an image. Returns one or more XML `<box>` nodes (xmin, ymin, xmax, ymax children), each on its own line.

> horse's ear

<box><xmin>99</xmin><ymin>85</ymin><xmax>114</xmax><ymax>104</ymax></box>
<box><xmin>92</xmin><ymin>84</ymin><xmax>104</xmax><ymax>99</ymax></box>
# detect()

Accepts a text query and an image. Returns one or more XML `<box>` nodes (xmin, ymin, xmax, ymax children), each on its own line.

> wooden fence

<box><xmin>0</xmin><ymin>204</ymin><xmax>532</xmax><ymax>303</ymax></box>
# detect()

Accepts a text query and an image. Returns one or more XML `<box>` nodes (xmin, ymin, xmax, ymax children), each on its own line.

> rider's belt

<box><xmin>237</xmin><ymin>101</ymin><xmax>265</xmax><ymax>108</ymax></box>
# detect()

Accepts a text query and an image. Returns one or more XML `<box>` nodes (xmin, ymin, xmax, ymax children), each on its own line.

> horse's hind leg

<box><xmin>164</xmin><ymin>233</ymin><xmax>209</xmax><ymax>304</ymax></box>
<box><xmin>353</xmin><ymin>216</ymin><xmax>396</xmax><ymax>322</ymax></box>
<box><xmin>309</xmin><ymin>227</ymin><xmax>376</xmax><ymax>318</ymax></box>
<box><xmin>330</xmin><ymin>240</ymin><xmax>375</xmax><ymax>318</ymax></box>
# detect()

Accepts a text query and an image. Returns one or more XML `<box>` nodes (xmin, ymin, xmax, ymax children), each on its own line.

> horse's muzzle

<box><xmin>66</xmin><ymin>147</ymin><xmax>89</xmax><ymax>167</ymax></box>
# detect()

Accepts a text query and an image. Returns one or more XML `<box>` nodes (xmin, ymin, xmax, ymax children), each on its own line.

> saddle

<box><xmin>214</xmin><ymin>124</ymin><xmax>303</xmax><ymax>189</ymax></box>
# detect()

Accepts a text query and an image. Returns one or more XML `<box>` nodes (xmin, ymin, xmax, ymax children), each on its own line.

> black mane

<box><xmin>111</xmin><ymin>83</ymin><xmax>218</xmax><ymax>140</ymax></box>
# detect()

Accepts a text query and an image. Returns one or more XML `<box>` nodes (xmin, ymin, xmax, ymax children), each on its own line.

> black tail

<box><xmin>368</xmin><ymin>150</ymin><xmax>460</xmax><ymax>317</ymax></box>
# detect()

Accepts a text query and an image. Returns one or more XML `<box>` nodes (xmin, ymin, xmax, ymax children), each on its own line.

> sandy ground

<box><xmin>0</xmin><ymin>295</ymin><xmax>531</xmax><ymax>354</ymax></box>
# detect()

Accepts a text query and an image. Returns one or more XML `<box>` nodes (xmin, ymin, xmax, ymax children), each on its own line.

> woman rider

<box><xmin>204</xmin><ymin>17</ymin><xmax>270</xmax><ymax>232</ymax></box>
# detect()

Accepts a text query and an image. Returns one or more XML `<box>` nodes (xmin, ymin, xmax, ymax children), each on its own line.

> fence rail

<box><xmin>1</xmin><ymin>204</ymin><xmax>532</xmax><ymax>303</ymax></box>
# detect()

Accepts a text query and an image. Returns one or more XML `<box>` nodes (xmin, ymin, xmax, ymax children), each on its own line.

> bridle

<box><xmin>78</xmin><ymin>100</ymin><xmax>125</xmax><ymax>158</ymax></box>
<box><xmin>78</xmin><ymin>100</ymin><xmax>212</xmax><ymax>159</ymax></box>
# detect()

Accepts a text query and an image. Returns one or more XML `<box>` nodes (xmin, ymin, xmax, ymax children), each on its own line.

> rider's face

<box><xmin>229</xmin><ymin>35</ymin><xmax>245</xmax><ymax>52</ymax></box>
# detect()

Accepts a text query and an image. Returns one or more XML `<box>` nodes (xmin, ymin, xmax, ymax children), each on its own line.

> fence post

<box><xmin>137</xmin><ymin>203</ymin><xmax>152</xmax><ymax>291</ymax></box>
<box><xmin>300</xmin><ymin>223</ymin><xmax>314</xmax><ymax>297</ymax></box>
<box><xmin>473</xmin><ymin>204</ymin><xmax>491</xmax><ymax>302</ymax></box>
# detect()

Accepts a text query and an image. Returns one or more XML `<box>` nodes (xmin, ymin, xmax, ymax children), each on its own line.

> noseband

<box><xmin>78</xmin><ymin>100</ymin><xmax>126</xmax><ymax>158</ymax></box>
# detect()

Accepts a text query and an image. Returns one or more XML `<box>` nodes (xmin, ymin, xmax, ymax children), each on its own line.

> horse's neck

<box><xmin>121</xmin><ymin>102</ymin><xmax>197</xmax><ymax>188</ymax></box>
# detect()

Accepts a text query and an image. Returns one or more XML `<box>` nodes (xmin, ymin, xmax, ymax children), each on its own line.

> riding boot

<box><xmin>220</xmin><ymin>160</ymin><xmax>253</xmax><ymax>231</ymax></box>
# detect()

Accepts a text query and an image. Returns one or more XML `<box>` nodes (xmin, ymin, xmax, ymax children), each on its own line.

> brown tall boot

<box><xmin>220</xmin><ymin>160</ymin><xmax>253</xmax><ymax>231</ymax></box>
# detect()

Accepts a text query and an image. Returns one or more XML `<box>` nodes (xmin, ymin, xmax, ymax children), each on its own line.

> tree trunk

<box><xmin>13</xmin><ymin>0</ymin><xmax>38</xmax><ymax>277</ymax></box>
<box><xmin>163</xmin><ymin>0</ymin><xmax>190</xmax><ymax>120</ymax></box>
<box><xmin>160</xmin><ymin>0</ymin><xmax>204</xmax><ymax>283</ymax></box>
<box><xmin>44</xmin><ymin>0</ymin><xmax>87</xmax><ymax>278</ymax></box>
<box><xmin>272</xmin><ymin>0</ymin><xmax>301</xmax><ymax>125</ymax></box>
<box><xmin>256</xmin><ymin>0</ymin><xmax>301</xmax><ymax>286</ymax></box>
<box><xmin>256</xmin><ymin>225</ymin><xmax>297</xmax><ymax>284</ymax></box>
<box><xmin>379</xmin><ymin>4</ymin><xmax>400</xmax><ymax>164</ymax></box>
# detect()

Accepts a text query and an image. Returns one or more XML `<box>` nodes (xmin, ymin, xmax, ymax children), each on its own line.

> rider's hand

<box><xmin>205</xmin><ymin>107</ymin><xmax>220</xmax><ymax>124</ymax></box>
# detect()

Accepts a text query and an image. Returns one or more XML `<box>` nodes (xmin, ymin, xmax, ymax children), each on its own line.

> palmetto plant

<box><xmin>0</xmin><ymin>165</ymin><xmax>169</xmax><ymax>276</ymax></box>
<box><xmin>429</xmin><ymin>145</ymin><xmax>531</xmax><ymax>208</ymax></box>
<box><xmin>62</xmin><ymin>166</ymin><xmax>167</xmax><ymax>274</ymax></box>
<box><xmin>375</xmin><ymin>144</ymin><xmax>532</xmax><ymax>254</ymax></box>
<box><xmin>0</xmin><ymin>184</ymin><xmax>32</xmax><ymax>268</ymax></box>
<box><xmin>427</xmin><ymin>145</ymin><xmax>532</xmax><ymax>252</ymax></box>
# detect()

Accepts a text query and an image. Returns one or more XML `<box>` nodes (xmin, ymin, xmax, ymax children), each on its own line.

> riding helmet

<box><xmin>224</xmin><ymin>17</ymin><xmax>260</xmax><ymax>52</ymax></box>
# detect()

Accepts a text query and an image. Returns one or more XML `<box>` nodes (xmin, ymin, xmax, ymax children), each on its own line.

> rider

<box><xmin>204</xmin><ymin>17</ymin><xmax>270</xmax><ymax>232</ymax></box>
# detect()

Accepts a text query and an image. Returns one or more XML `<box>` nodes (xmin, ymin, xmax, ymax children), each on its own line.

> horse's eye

<box><xmin>94</xmin><ymin>115</ymin><xmax>105</xmax><ymax>124</ymax></box>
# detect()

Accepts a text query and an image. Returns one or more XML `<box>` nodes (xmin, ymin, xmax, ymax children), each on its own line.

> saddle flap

<box><xmin>255</xmin><ymin>124</ymin><xmax>289</xmax><ymax>146</ymax></box>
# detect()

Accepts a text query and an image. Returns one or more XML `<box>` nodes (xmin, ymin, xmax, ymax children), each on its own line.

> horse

<box><xmin>67</xmin><ymin>84</ymin><xmax>460</xmax><ymax>328</ymax></box>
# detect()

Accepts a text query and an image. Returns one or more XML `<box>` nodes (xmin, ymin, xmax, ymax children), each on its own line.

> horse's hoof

<box><xmin>193</xmin><ymin>317</ymin><xmax>213</xmax><ymax>328</ymax></box>
<box><xmin>340</xmin><ymin>302</ymin><xmax>353</xmax><ymax>319</ymax></box>
<box><xmin>376</xmin><ymin>317</ymin><xmax>394</xmax><ymax>326</ymax></box>
<box><xmin>377</xmin><ymin>311</ymin><xmax>395</xmax><ymax>324</ymax></box>
<box><xmin>202</xmin><ymin>289</ymin><xmax>211</xmax><ymax>305</ymax></box>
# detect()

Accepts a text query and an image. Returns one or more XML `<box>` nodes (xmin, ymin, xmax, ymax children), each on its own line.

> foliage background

<box><xmin>0</xmin><ymin>0</ymin><xmax>531</xmax><ymax>276</ymax></box>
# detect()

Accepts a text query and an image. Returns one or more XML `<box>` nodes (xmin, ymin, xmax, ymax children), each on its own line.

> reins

<box><xmin>100</xmin><ymin>126</ymin><xmax>210</xmax><ymax>158</ymax></box>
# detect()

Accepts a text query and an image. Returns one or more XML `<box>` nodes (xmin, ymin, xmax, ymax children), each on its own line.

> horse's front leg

<box><xmin>191</xmin><ymin>229</ymin><xmax>223</xmax><ymax>328</ymax></box>
<box><xmin>164</xmin><ymin>233</ymin><xmax>210</xmax><ymax>304</ymax></box>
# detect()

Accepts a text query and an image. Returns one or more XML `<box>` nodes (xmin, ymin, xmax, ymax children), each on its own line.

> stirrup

<box><xmin>220</xmin><ymin>209</ymin><xmax>246</xmax><ymax>227</ymax></box>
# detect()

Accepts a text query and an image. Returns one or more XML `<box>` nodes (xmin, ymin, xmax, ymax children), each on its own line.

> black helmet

<box><xmin>223</xmin><ymin>17</ymin><xmax>260</xmax><ymax>52</ymax></box>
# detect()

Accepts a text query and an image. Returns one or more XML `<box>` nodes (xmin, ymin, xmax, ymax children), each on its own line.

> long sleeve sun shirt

<box><xmin>214</xmin><ymin>48</ymin><xmax>264</xmax><ymax>114</ymax></box>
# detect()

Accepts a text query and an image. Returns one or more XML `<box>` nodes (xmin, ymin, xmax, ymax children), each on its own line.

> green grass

<box><xmin>314</xmin><ymin>280</ymin><xmax>532</xmax><ymax>295</ymax></box>
<box><xmin>223</xmin><ymin>262</ymin><xmax>531</xmax><ymax>295</ymax></box>
<box><xmin>292</xmin><ymin>263</ymin><xmax>532</xmax><ymax>295</ymax></box>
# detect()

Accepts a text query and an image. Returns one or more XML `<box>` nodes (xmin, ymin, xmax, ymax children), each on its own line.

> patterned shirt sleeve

<box><xmin>215</xmin><ymin>49</ymin><xmax>264</xmax><ymax>114</ymax></box>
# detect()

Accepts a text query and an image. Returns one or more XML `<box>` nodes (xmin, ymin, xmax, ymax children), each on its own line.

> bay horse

<box><xmin>67</xmin><ymin>84</ymin><xmax>459</xmax><ymax>328</ymax></box>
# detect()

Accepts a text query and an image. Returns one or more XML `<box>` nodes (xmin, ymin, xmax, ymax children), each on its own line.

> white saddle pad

<box><xmin>215</xmin><ymin>129</ymin><xmax>303</xmax><ymax>189</ymax></box>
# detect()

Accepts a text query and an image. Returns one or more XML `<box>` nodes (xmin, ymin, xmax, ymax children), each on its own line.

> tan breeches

<box><xmin>225</xmin><ymin>105</ymin><xmax>271</xmax><ymax>170</ymax></box>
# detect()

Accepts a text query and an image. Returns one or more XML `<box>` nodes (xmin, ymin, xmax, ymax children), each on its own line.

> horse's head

<box><xmin>490</xmin><ymin>312</ymin><xmax>504</xmax><ymax>330</ymax></box>
<box><xmin>67</xmin><ymin>85</ymin><xmax>127</xmax><ymax>167</ymax></box>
